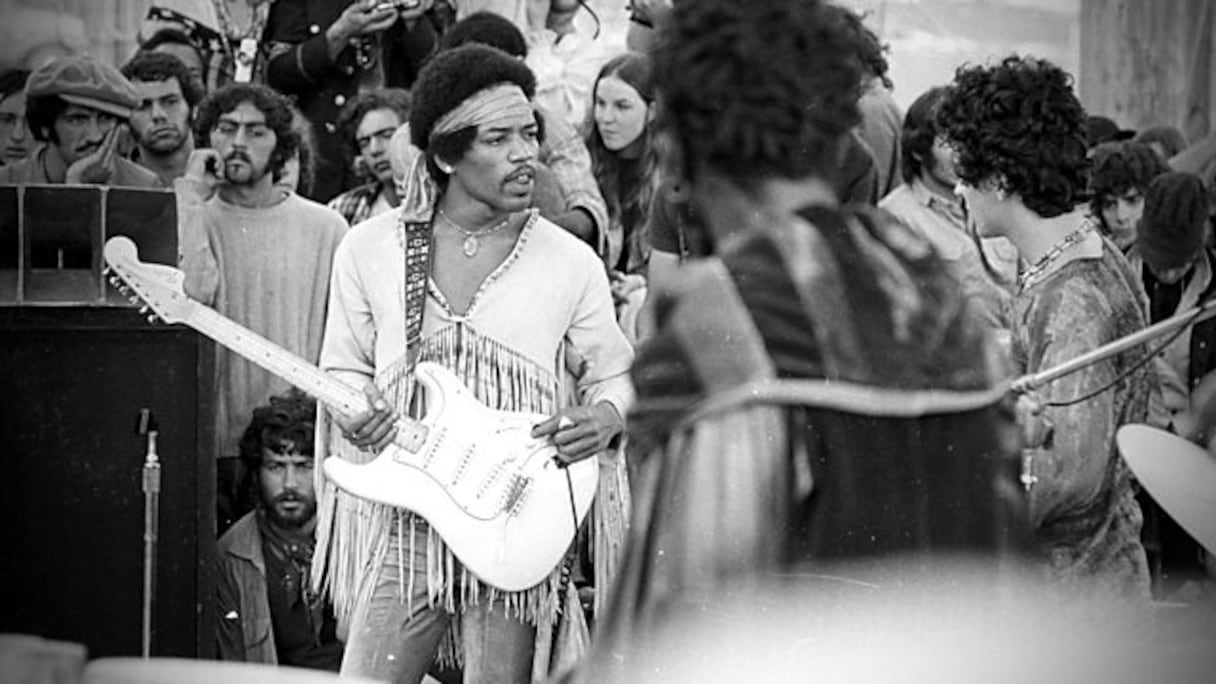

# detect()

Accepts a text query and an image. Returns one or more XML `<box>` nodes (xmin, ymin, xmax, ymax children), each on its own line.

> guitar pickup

<box><xmin>502</xmin><ymin>474</ymin><xmax>533</xmax><ymax>517</ymax></box>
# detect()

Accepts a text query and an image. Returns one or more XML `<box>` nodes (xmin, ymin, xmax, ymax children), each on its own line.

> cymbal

<box><xmin>1116</xmin><ymin>424</ymin><xmax>1216</xmax><ymax>556</ymax></box>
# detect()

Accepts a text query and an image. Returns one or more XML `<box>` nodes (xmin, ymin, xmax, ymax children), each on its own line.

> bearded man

<box><xmin>175</xmin><ymin>82</ymin><xmax>348</xmax><ymax>525</ymax></box>
<box><xmin>216</xmin><ymin>391</ymin><xmax>345</xmax><ymax>669</ymax></box>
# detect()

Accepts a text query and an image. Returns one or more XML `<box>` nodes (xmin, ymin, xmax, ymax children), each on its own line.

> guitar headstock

<box><xmin>103</xmin><ymin>236</ymin><xmax>193</xmax><ymax>324</ymax></box>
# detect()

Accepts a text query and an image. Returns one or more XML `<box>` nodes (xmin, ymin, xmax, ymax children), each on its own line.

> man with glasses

<box><xmin>0</xmin><ymin>55</ymin><xmax>161</xmax><ymax>188</ymax></box>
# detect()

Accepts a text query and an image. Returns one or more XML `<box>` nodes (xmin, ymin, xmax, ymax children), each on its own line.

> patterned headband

<box><xmin>432</xmin><ymin>83</ymin><xmax>533</xmax><ymax>138</ymax></box>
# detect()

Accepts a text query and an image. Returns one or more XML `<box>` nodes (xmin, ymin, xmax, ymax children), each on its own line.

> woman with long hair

<box><xmin>586</xmin><ymin>52</ymin><xmax>658</xmax><ymax>341</ymax></box>
<box><xmin>587</xmin><ymin>51</ymin><xmax>658</xmax><ymax>276</ymax></box>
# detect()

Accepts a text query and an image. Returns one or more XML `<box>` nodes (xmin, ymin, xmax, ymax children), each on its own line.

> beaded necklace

<box><xmin>210</xmin><ymin>0</ymin><xmax>270</xmax><ymax>82</ymax></box>
<box><xmin>1017</xmin><ymin>221</ymin><xmax>1097</xmax><ymax>291</ymax></box>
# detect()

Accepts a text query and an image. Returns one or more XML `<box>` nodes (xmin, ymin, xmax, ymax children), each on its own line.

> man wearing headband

<box><xmin>584</xmin><ymin>1</ymin><xmax>1027</xmax><ymax>675</ymax></box>
<box><xmin>315</xmin><ymin>44</ymin><xmax>633</xmax><ymax>683</ymax></box>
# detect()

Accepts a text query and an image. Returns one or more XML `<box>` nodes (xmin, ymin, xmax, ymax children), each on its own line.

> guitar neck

<box><xmin>191</xmin><ymin>305</ymin><xmax>365</xmax><ymax>412</ymax></box>
<box><xmin>187</xmin><ymin>305</ymin><xmax>426</xmax><ymax>449</ymax></box>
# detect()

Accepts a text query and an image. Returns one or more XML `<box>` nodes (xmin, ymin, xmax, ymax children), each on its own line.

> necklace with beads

<box><xmin>439</xmin><ymin>209</ymin><xmax>515</xmax><ymax>258</ymax></box>
<box><xmin>1017</xmin><ymin>221</ymin><xmax>1097</xmax><ymax>290</ymax></box>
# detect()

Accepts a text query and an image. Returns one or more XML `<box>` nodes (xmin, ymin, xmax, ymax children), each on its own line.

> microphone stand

<box><xmin>1011</xmin><ymin>296</ymin><xmax>1216</xmax><ymax>393</ymax></box>
<box><xmin>137</xmin><ymin>409</ymin><xmax>160</xmax><ymax>659</ymax></box>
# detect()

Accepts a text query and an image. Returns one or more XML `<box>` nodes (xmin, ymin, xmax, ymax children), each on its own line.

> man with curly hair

<box><xmin>316</xmin><ymin>44</ymin><xmax>632</xmax><ymax>683</ymax></box>
<box><xmin>835</xmin><ymin>4</ymin><xmax>903</xmax><ymax>200</ymax></box>
<box><xmin>326</xmin><ymin>88</ymin><xmax>412</xmax><ymax>226</ymax></box>
<box><xmin>216</xmin><ymin>391</ymin><xmax>344</xmax><ymax>669</ymax></box>
<box><xmin>121</xmin><ymin>50</ymin><xmax>205</xmax><ymax>185</ymax></box>
<box><xmin>1089</xmin><ymin>140</ymin><xmax>1170</xmax><ymax>250</ymax></box>
<box><xmin>938</xmin><ymin>56</ymin><xmax>1153</xmax><ymax>626</ymax></box>
<box><xmin>582</xmin><ymin>1</ymin><xmax>1027</xmax><ymax>677</ymax></box>
<box><xmin>175</xmin><ymin>83</ymin><xmax>348</xmax><ymax>523</ymax></box>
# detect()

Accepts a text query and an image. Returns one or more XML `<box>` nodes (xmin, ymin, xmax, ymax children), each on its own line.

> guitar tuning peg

<box><xmin>139</xmin><ymin>305</ymin><xmax>149</xmax><ymax>315</ymax></box>
<box><xmin>146</xmin><ymin>314</ymin><xmax>157</xmax><ymax>324</ymax></box>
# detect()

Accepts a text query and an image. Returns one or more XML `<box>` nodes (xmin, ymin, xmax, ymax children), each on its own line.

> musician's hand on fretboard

<box><xmin>336</xmin><ymin>383</ymin><xmax>398</xmax><ymax>453</ymax></box>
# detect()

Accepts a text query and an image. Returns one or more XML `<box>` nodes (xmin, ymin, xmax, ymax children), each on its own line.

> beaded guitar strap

<box><xmin>401</xmin><ymin>216</ymin><xmax>433</xmax><ymax>364</ymax></box>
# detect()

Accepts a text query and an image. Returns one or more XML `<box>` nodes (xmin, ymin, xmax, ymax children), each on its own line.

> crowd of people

<box><xmin>4</xmin><ymin>0</ymin><xmax>1216</xmax><ymax>681</ymax></box>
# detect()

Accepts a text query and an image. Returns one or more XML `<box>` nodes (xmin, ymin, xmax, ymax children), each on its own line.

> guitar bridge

<box><xmin>502</xmin><ymin>474</ymin><xmax>533</xmax><ymax>517</ymax></box>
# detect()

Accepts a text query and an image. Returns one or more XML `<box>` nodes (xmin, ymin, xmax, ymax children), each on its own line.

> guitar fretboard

<box><xmin>189</xmin><ymin>304</ymin><xmax>428</xmax><ymax>451</ymax></box>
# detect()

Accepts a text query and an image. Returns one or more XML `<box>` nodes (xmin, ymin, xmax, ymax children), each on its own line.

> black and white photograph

<box><xmin>1</xmin><ymin>1</ymin><xmax>1214</xmax><ymax>683</ymax></box>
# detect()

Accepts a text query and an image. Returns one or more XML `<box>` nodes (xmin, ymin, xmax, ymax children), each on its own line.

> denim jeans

<box><xmin>339</xmin><ymin>520</ymin><xmax>536</xmax><ymax>684</ymax></box>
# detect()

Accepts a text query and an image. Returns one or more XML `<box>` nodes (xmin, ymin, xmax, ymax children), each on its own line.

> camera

<box><xmin>374</xmin><ymin>0</ymin><xmax>422</xmax><ymax>12</ymax></box>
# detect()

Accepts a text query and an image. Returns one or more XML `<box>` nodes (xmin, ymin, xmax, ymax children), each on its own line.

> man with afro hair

<box><xmin>583</xmin><ymin>0</ymin><xmax>1027</xmax><ymax>676</ymax></box>
<box><xmin>315</xmin><ymin>43</ymin><xmax>633</xmax><ymax>683</ymax></box>
<box><xmin>939</xmin><ymin>55</ymin><xmax>1153</xmax><ymax>628</ymax></box>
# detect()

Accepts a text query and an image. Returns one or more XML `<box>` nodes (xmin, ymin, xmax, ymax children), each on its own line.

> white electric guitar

<box><xmin>104</xmin><ymin>236</ymin><xmax>597</xmax><ymax>592</ymax></box>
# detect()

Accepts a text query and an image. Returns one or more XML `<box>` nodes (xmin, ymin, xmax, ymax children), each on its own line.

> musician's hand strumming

<box><xmin>532</xmin><ymin>401</ymin><xmax>623</xmax><ymax>465</ymax></box>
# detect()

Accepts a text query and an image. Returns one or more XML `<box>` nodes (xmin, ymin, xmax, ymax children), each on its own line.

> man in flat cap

<box><xmin>0</xmin><ymin>55</ymin><xmax>161</xmax><ymax>188</ymax></box>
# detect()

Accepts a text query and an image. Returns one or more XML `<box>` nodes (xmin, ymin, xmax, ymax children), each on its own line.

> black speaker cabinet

<box><xmin>0</xmin><ymin>306</ymin><xmax>215</xmax><ymax>659</ymax></box>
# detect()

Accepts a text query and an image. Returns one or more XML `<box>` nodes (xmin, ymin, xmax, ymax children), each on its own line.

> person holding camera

<box><xmin>263</xmin><ymin>0</ymin><xmax>443</xmax><ymax>203</ymax></box>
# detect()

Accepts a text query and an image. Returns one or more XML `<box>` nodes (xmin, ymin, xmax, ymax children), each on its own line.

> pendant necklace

<box><xmin>1017</xmin><ymin>220</ymin><xmax>1096</xmax><ymax>290</ymax></box>
<box><xmin>439</xmin><ymin>209</ymin><xmax>514</xmax><ymax>258</ymax></box>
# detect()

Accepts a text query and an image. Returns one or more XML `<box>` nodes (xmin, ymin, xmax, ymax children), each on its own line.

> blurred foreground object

<box><xmin>82</xmin><ymin>657</ymin><xmax>379</xmax><ymax>684</ymax></box>
<box><xmin>0</xmin><ymin>634</ymin><xmax>86</xmax><ymax>684</ymax></box>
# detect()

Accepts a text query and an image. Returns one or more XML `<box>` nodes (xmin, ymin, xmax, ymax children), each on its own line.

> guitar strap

<box><xmin>401</xmin><ymin>215</ymin><xmax>433</xmax><ymax>367</ymax></box>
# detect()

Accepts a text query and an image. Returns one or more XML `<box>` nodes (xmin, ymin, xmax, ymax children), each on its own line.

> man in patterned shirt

<box><xmin>327</xmin><ymin>88</ymin><xmax>411</xmax><ymax>226</ymax></box>
<box><xmin>940</xmin><ymin>56</ymin><xmax>1153</xmax><ymax>629</ymax></box>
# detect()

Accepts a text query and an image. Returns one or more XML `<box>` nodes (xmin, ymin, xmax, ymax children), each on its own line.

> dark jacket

<box><xmin>263</xmin><ymin>0</ymin><xmax>441</xmax><ymax>202</ymax></box>
<box><xmin>216</xmin><ymin>512</ymin><xmax>276</xmax><ymax>664</ymax></box>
